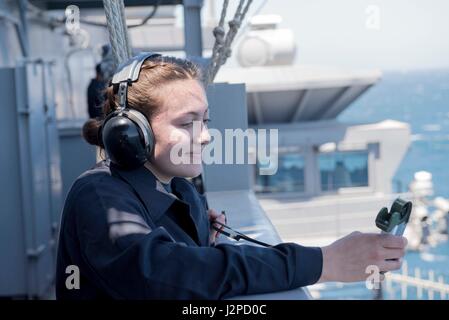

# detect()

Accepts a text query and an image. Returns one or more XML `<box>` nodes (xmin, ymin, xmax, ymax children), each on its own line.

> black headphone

<box><xmin>100</xmin><ymin>52</ymin><xmax>161</xmax><ymax>170</ymax></box>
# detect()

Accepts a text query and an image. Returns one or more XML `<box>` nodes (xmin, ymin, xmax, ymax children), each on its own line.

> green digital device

<box><xmin>375</xmin><ymin>198</ymin><xmax>413</xmax><ymax>236</ymax></box>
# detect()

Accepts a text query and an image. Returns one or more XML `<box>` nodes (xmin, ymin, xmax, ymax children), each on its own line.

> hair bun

<box><xmin>82</xmin><ymin>118</ymin><xmax>104</xmax><ymax>148</ymax></box>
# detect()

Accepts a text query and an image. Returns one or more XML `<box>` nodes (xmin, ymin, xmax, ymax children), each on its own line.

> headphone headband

<box><xmin>111</xmin><ymin>52</ymin><xmax>161</xmax><ymax>84</ymax></box>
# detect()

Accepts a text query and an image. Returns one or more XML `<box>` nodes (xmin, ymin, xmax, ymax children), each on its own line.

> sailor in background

<box><xmin>87</xmin><ymin>63</ymin><xmax>106</xmax><ymax>119</ymax></box>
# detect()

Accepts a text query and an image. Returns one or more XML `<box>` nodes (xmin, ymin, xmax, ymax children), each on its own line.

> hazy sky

<box><xmin>209</xmin><ymin>0</ymin><xmax>449</xmax><ymax>71</ymax></box>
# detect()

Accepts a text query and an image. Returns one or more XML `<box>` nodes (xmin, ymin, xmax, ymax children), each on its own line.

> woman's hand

<box><xmin>208</xmin><ymin>209</ymin><xmax>226</xmax><ymax>245</ymax></box>
<box><xmin>318</xmin><ymin>231</ymin><xmax>408</xmax><ymax>283</ymax></box>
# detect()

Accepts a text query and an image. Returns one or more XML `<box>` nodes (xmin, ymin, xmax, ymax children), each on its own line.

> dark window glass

<box><xmin>255</xmin><ymin>154</ymin><xmax>305</xmax><ymax>193</ymax></box>
<box><xmin>319</xmin><ymin>151</ymin><xmax>368</xmax><ymax>191</ymax></box>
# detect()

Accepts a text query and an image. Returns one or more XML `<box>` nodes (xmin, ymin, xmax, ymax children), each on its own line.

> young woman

<box><xmin>55</xmin><ymin>54</ymin><xmax>407</xmax><ymax>299</ymax></box>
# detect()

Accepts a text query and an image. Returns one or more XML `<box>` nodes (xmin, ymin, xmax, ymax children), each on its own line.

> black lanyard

<box><xmin>211</xmin><ymin>221</ymin><xmax>273</xmax><ymax>248</ymax></box>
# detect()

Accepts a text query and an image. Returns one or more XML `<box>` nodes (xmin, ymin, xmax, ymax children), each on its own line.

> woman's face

<box><xmin>146</xmin><ymin>79</ymin><xmax>211</xmax><ymax>181</ymax></box>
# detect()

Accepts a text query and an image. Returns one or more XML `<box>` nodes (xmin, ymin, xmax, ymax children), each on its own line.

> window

<box><xmin>319</xmin><ymin>151</ymin><xmax>368</xmax><ymax>191</ymax></box>
<box><xmin>255</xmin><ymin>153</ymin><xmax>305</xmax><ymax>193</ymax></box>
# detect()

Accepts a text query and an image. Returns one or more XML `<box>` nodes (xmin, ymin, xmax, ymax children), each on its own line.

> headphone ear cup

<box><xmin>102</xmin><ymin>112</ymin><xmax>149</xmax><ymax>170</ymax></box>
<box><xmin>126</xmin><ymin>109</ymin><xmax>155</xmax><ymax>158</ymax></box>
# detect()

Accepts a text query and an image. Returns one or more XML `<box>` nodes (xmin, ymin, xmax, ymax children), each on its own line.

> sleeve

<box><xmin>74</xmin><ymin>180</ymin><xmax>323</xmax><ymax>300</ymax></box>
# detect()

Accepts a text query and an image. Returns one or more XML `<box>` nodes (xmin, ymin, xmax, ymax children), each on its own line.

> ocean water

<box><xmin>339</xmin><ymin>68</ymin><xmax>449</xmax><ymax>198</ymax></box>
<box><xmin>320</xmin><ymin>68</ymin><xmax>449</xmax><ymax>300</ymax></box>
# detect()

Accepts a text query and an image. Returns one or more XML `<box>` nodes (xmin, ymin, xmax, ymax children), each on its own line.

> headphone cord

<box><xmin>211</xmin><ymin>220</ymin><xmax>273</xmax><ymax>248</ymax></box>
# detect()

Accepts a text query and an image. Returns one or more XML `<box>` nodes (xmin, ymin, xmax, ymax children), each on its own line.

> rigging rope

<box><xmin>102</xmin><ymin>0</ymin><xmax>132</xmax><ymax>68</ymax></box>
<box><xmin>206</xmin><ymin>0</ymin><xmax>254</xmax><ymax>84</ymax></box>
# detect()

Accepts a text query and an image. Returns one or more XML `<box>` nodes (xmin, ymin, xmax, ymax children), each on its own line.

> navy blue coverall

<box><xmin>55</xmin><ymin>161</ymin><xmax>323</xmax><ymax>299</ymax></box>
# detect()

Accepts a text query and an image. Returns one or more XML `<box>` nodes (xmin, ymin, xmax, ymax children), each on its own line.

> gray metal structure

<box><xmin>0</xmin><ymin>60</ymin><xmax>61</xmax><ymax>298</ymax></box>
<box><xmin>216</xmin><ymin>65</ymin><xmax>381</xmax><ymax>124</ymax></box>
<box><xmin>57</xmin><ymin>120</ymin><xmax>97</xmax><ymax>200</ymax></box>
<box><xmin>183</xmin><ymin>0</ymin><xmax>204</xmax><ymax>58</ymax></box>
<box><xmin>28</xmin><ymin>0</ymin><xmax>204</xmax><ymax>58</ymax></box>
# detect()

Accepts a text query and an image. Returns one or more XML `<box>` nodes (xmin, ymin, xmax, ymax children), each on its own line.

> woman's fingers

<box><xmin>208</xmin><ymin>209</ymin><xmax>227</xmax><ymax>244</ymax></box>
<box><xmin>213</xmin><ymin>213</ymin><xmax>226</xmax><ymax>235</ymax></box>
<box><xmin>207</xmin><ymin>209</ymin><xmax>221</xmax><ymax>220</ymax></box>
<box><xmin>381</xmin><ymin>234</ymin><xmax>408</xmax><ymax>249</ymax></box>
<box><xmin>208</xmin><ymin>209</ymin><xmax>226</xmax><ymax>226</ymax></box>
<box><xmin>376</xmin><ymin>247</ymin><xmax>405</xmax><ymax>272</ymax></box>
<box><xmin>379</xmin><ymin>258</ymin><xmax>403</xmax><ymax>272</ymax></box>
<box><xmin>381</xmin><ymin>248</ymin><xmax>406</xmax><ymax>260</ymax></box>
<box><xmin>216</xmin><ymin>213</ymin><xmax>226</xmax><ymax>225</ymax></box>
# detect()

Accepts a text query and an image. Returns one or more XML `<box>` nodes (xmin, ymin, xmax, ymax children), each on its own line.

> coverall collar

<box><xmin>110</xmin><ymin>162</ymin><xmax>190</xmax><ymax>222</ymax></box>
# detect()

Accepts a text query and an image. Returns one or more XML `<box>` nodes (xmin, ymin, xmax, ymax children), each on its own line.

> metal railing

<box><xmin>385</xmin><ymin>261</ymin><xmax>449</xmax><ymax>300</ymax></box>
